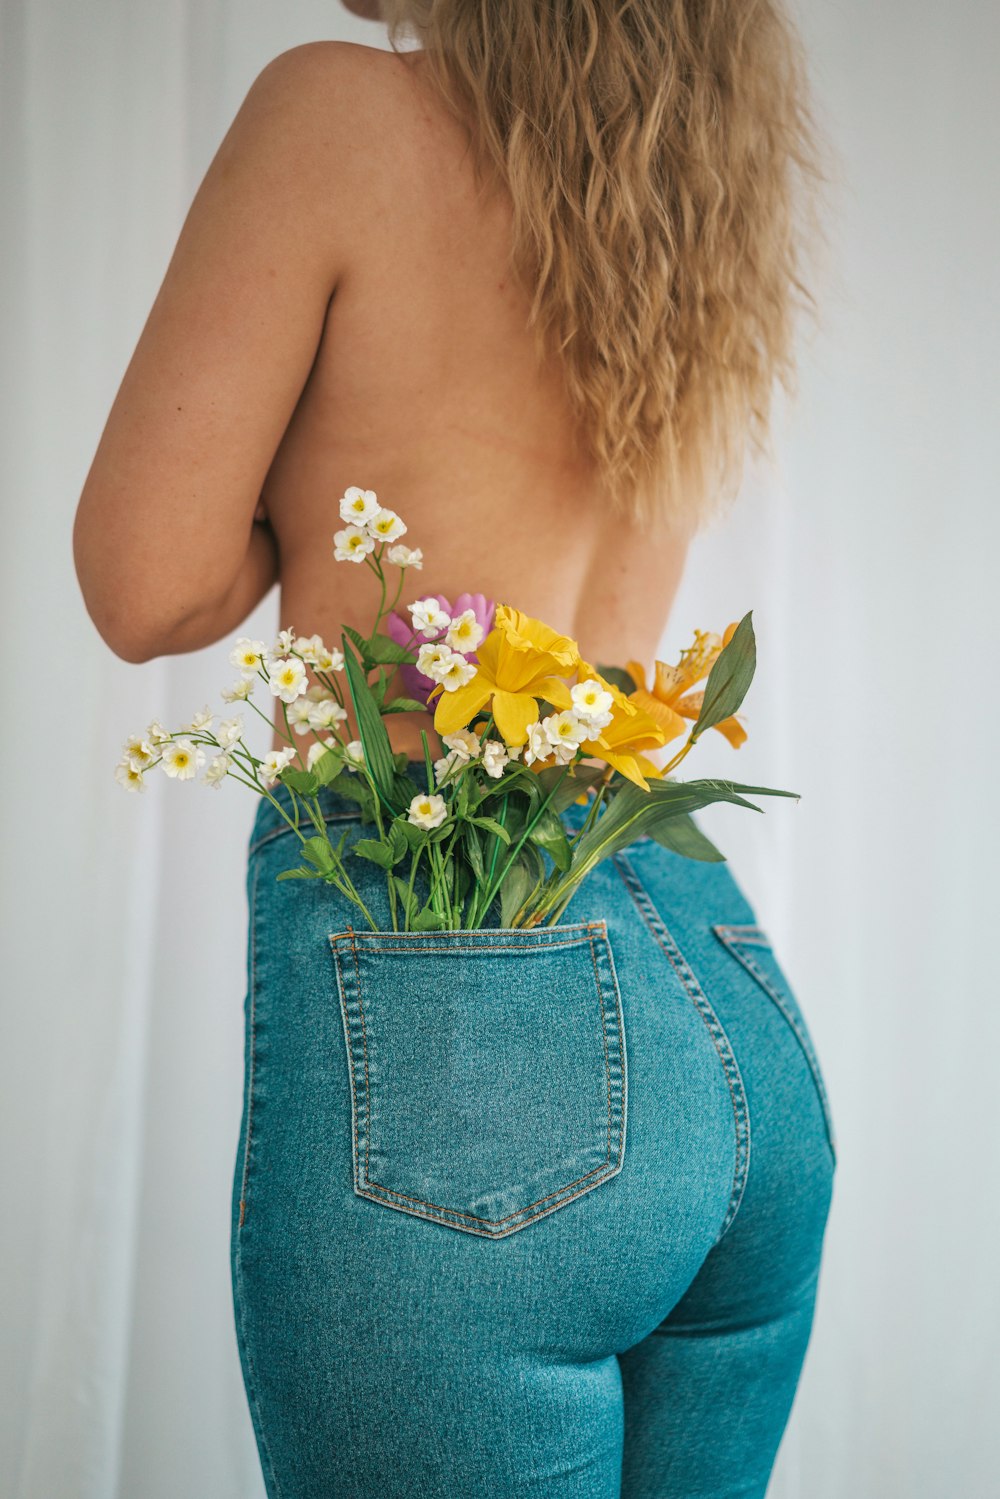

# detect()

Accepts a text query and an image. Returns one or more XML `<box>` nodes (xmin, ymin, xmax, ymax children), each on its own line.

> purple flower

<box><xmin>385</xmin><ymin>592</ymin><xmax>495</xmax><ymax>706</ymax></box>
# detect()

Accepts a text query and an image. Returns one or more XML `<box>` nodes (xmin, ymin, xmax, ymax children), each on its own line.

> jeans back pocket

<box><xmin>328</xmin><ymin>920</ymin><xmax>627</xmax><ymax>1238</ymax></box>
<box><xmin>712</xmin><ymin>923</ymin><xmax>837</xmax><ymax>1167</ymax></box>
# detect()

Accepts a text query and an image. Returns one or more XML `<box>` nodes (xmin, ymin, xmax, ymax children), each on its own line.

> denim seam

<box><xmin>612</xmin><ymin>851</ymin><xmax>751</xmax><ymax>1246</ymax></box>
<box><xmin>232</xmin><ymin>856</ymin><xmax>285</xmax><ymax>1499</ymax></box>
<box><xmin>328</xmin><ymin>926</ymin><xmax>627</xmax><ymax>1236</ymax></box>
<box><xmin>247</xmin><ymin>809</ymin><xmax>361</xmax><ymax>859</ymax></box>
<box><xmin>713</xmin><ymin>923</ymin><xmax>838</xmax><ymax>1165</ymax></box>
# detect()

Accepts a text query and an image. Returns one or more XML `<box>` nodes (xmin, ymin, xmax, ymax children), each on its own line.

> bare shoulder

<box><xmin>253</xmin><ymin>39</ymin><xmax>424</xmax><ymax>116</ymax></box>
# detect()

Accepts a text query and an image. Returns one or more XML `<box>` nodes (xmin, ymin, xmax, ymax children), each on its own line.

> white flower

<box><xmin>441</xmin><ymin>728</ymin><xmax>482</xmax><ymax>761</ymax></box>
<box><xmin>221</xmin><ymin>677</ymin><xmax>254</xmax><ymax>703</ymax></box>
<box><xmin>273</xmin><ymin>626</ymin><xmax>297</xmax><ymax>655</ymax></box>
<box><xmin>444</xmin><ymin>610</ymin><xmax>484</xmax><ymax>653</ymax></box>
<box><xmin>339</xmin><ymin>486</ymin><xmax>380</xmax><ymax>525</ymax></box>
<box><xmin>522</xmin><ymin>721</ymin><xmax>553</xmax><ymax>767</ymax></box>
<box><xmin>216</xmin><ymin>715</ymin><xmax>244</xmax><ymax>749</ymax></box>
<box><xmin>334</xmin><ymin>524</ymin><xmax>376</xmax><ymax>563</ymax></box>
<box><xmin>415</xmin><ymin>643</ymin><xmax>456</xmax><ymax>682</ymax></box>
<box><xmin>386</xmin><ymin>543</ymin><xmax>423</xmax><ymax>570</ymax></box>
<box><xmin>285</xmin><ymin>698</ymin><xmax>316</xmax><ymax>736</ymax></box>
<box><xmin>268</xmin><ymin>657</ymin><xmax>308</xmax><ymax>703</ymax></box>
<box><xmin>343</xmin><ymin>739</ymin><xmax>365</xmax><ymax>771</ymax></box>
<box><xmin>115</xmin><ymin>758</ymin><xmax>146</xmax><ymax>792</ymax></box>
<box><xmin>433</xmin><ymin>749</ymin><xmax>464</xmax><ymax>785</ymax></box>
<box><xmin>409</xmin><ymin>598</ymin><xmax>451</xmax><ymax>637</ymax></box>
<box><xmin>181</xmin><ymin>704</ymin><xmax>214</xmax><ymax>733</ymax></box>
<box><xmin>571</xmin><ymin>679</ymin><xmax>615</xmax><ymax>729</ymax></box>
<box><xmin>368</xmin><ymin>507</ymin><xmax>407</xmax><ymax>544</ymax></box>
<box><xmin>293</xmin><ymin>633</ymin><xmax>324</xmax><ymax>664</ymax></box>
<box><xmin>161</xmin><ymin>739</ymin><xmax>205</xmax><ymax>780</ymax></box>
<box><xmin>438</xmin><ymin>654</ymin><xmax>478</xmax><ymax>692</ymax></box>
<box><xmin>259</xmin><ymin>746</ymin><xmax>297</xmax><ymax>785</ymax></box>
<box><xmin>481</xmin><ymin>740</ymin><xmax>511</xmax><ymax>778</ymax></box>
<box><xmin>407</xmin><ymin>792</ymin><xmax>448</xmax><ymax>830</ymax></box>
<box><xmin>315</xmin><ymin>644</ymin><xmax>344</xmax><ymax>672</ymax></box>
<box><xmin>122</xmin><ymin>733</ymin><xmax>155</xmax><ymax>771</ymax></box>
<box><xmin>145</xmin><ymin>719</ymin><xmax>171</xmax><ymax>746</ymax></box>
<box><xmin>229</xmin><ymin>637</ymin><xmax>267</xmax><ymax>674</ymax></box>
<box><xmin>306</xmin><ymin>737</ymin><xmax>338</xmax><ymax>769</ymax></box>
<box><xmin>203</xmin><ymin>752</ymin><xmax>232</xmax><ymax>789</ymax></box>
<box><xmin>543</xmin><ymin>710</ymin><xmax>589</xmax><ymax>751</ymax></box>
<box><xmin>307</xmin><ymin>697</ymin><xmax>349</xmax><ymax>733</ymax></box>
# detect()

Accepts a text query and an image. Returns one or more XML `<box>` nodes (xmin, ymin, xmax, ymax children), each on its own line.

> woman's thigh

<box><xmin>230</xmin><ymin>814</ymin><xmax>833</xmax><ymax>1498</ymax></box>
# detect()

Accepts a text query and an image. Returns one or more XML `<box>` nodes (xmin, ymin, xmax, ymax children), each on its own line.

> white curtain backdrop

<box><xmin>2</xmin><ymin>1</ymin><xmax>997</xmax><ymax>1495</ymax></box>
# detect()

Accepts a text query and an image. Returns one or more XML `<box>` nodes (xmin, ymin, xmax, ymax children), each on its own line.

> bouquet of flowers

<box><xmin>116</xmin><ymin>486</ymin><xmax>797</xmax><ymax>931</ymax></box>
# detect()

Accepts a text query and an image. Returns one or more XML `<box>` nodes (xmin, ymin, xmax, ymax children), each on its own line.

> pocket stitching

<box><xmin>329</xmin><ymin>922</ymin><xmax>627</xmax><ymax>1236</ymax></box>
<box><xmin>612</xmin><ymin>851</ymin><xmax>751</xmax><ymax>1245</ymax></box>
<box><xmin>237</xmin><ymin>854</ymin><xmax>263</xmax><ymax>1232</ymax></box>
<box><xmin>712</xmin><ymin>923</ymin><xmax>837</xmax><ymax>1165</ymax></box>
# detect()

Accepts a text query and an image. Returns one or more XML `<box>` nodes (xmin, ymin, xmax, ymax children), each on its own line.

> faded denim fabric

<box><xmin>231</xmin><ymin>761</ymin><xmax>836</xmax><ymax>1499</ymax></box>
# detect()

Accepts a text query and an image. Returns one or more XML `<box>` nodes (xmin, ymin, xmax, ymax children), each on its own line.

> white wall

<box><xmin>2</xmin><ymin>2</ymin><xmax>997</xmax><ymax>1494</ymax></box>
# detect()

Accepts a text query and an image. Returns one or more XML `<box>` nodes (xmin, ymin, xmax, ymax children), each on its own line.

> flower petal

<box><xmin>432</xmin><ymin>677</ymin><xmax>493</xmax><ymax>736</ymax></box>
<box><xmin>491</xmin><ymin>690</ymin><xmax>541</xmax><ymax>746</ymax></box>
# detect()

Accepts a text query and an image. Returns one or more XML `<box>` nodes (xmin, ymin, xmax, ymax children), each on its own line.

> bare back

<box><xmin>261</xmin><ymin>45</ymin><xmax>691</xmax><ymax>760</ymax></box>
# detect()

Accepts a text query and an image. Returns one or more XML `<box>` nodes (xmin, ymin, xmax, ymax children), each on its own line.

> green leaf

<box><xmin>312</xmin><ymin>749</ymin><xmax>343</xmax><ymax>786</ymax></box>
<box><xmin>365</xmin><ymin>632</ymin><xmax>418</xmax><ymax>666</ymax></box>
<box><xmin>527</xmin><ymin>806</ymin><xmax>572</xmax><ymax>873</ymax></box>
<box><xmin>469</xmin><ymin>815</ymin><xmax>511</xmax><ymax>844</ymax></box>
<box><xmin>301</xmin><ymin>836</ymin><xmax>335</xmax><ymax>871</ymax></box>
<box><xmin>498</xmin><ymin>847</ymin><xmax>546</xmax><ymax>927</ymax></box>
<box><xmin>534</xmin><ymin>763</ymin><xmax>606</xmax><ymax>812</ymax></box>
<box><xmin>412</xmin><ymin>903</ymin><xmax>448</xmax><ymax>931</ymax></box>
<box><xmin>279</xmin><ymin>767</ymin><xmax>319</xmax><ymax>796</ymax></box>
<box><xmin>648</xmin><ymin>814</ymin><xmax>726</xmax><ymax>862</ymax></box>
<box><xmin>596</xmin><ymin>663</ymin><xmax>637</xmax><ymax>694</ymax></box>
<box><xmin>398</xmin><ymin>819</ymin><xmax>430</xmax><ymax>850</ymax></box>
<box><xmin>352</xmin><ymin>837</ymin><xmax>396</xmax><ymax>869</ymax></box>
<box><xmin>275</xmin><ymin>866</ymin><xmax>321</xmax><ymax>882</ymax></box>
<box><xmin>461</xmin><ymin>823</ymin><xmax>486</xmax><ymax>883</ymax></box>
<box><xmin>691</xmin><ymin>612</ymin><xmax>756</xmax><ymax>741</ymax></box>
<box><xmin>342</xmin><ymin>636</ymin><xmax>400</xmax><ymax>811</ymax></box>
<box><xmin>341</xmin><ymin>623</ymin><xmax>369</xmax><ymax>658</ymax></box>
<box><xmin>382</xmin><ymin>696</ymin><xmax>430</xmax><ymax>714</ymax></box>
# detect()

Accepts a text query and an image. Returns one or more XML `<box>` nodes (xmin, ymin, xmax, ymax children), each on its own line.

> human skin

<box><xmin>74</xmin><ymin>37</ymin><xmax>693</xmax><ymax>766</ymax></box>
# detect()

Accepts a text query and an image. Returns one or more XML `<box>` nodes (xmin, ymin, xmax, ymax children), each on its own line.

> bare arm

<box><xmin>73</xmin><ymin>43</ymin><xmax>360</xmax><ymax>663</ymax></box>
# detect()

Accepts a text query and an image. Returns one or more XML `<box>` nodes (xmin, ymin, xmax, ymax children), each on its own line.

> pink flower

<box><xmin>386</xmin><ymin>593</ymin><xmax>495</xmax><ymax>705</ymax></box>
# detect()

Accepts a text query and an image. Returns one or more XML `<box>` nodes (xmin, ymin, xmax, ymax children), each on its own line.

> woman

<box><xmin>73</xmin><ymin>2</ymin><xmax>835</xmax><ymax>1495</ymax></box>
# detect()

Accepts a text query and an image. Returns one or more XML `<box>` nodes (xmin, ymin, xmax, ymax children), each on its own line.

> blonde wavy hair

<box><xmin>379</xmin><ymin>0</ymin><xmax>829</xmax><ymax>532</ymax></box>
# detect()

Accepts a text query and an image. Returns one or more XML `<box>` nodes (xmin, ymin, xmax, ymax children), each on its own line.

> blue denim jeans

<box><xmin>231</xmin><ymin>763</ymin><xmax>836</xmax><ymax>1498</ymax></box>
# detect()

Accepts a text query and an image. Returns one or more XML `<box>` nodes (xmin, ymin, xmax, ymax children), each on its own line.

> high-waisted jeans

<box><xmin>231</xmin><ymin>764</ymin><xmax>836</xmax><ymax>1498</ymax></box>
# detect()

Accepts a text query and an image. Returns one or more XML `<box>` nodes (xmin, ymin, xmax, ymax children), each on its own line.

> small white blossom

<box><xmin>416</xmin><ymin>643</ymin><xmax>456</xmax><ymax>682</ymax></box>
<box><xmin>386</xmin><ymin>543</ymin><xmax>423</xmax><ymax>570</ymax></box>
<box><xmin>273</xmin><ymin>626</ymin><xmax>297</xmax><ymax>656</ymax></box>
<box><xmin>441</xmin><ymin>728</ymin><xmax>482</xmax><ymax>761</ymax></box>
<box><xmin>481</xmin><ymin>740</ymin><xmax>511</xmax><ymax>778</ymax></box>
<box><xmin>407</xmin><ymin>792</ymin><xmax>448</xmax><ymax>830</ymax></box>
<box><xmin>161</xmin><ymin>739</ymin><xmax>205</xmax><ymax>781</ymax></box>
<box><xmin>571</xmin><ymin>679</ymin><xmax>615</xmax><ymax>729</ymax></box>
<box><xmin>543</xmin><ymin>710</ymin><xmax>589</xmax><ymax>751</ymax></box>
<box><xmin>339</xmin><ymin>486</ymin><xmax>380</xmax><ymax>525</ymax></box>
<box><xmin>334</xmin><ymin>524</ymin><xmax>376</xmax><ymax>563</ymax></box>
<box><xmin>181</xmin><ymin>704</ymin><xmax>214</xmax><ymax>733</ymax></box>
<box><xmin>145</xmin><ymin>719</ymin><xmax>171</xmax><ymax>746</ymax></box>
<box><xmin>522</xmin><ymin>721</ymin><xmax>554</xmax><ymax>767</ymax></box>
<box><xmin>343</xmin><ymin>740</ymin><xmax>365</xmax><ymax>771</ymax></box>
<box><xmin>122</xmin><ymin>734</ymin><xmax>155</xmax><ymax>771</ymax></box>
<box><xmin>259</xmin><ymin>746</ymin><xmax>297</xmax><ymax>786</ymax></box>
<box><xmin>315</xmin><ymin>644</ymin><xmax>344</xmax><ymax>672</ymax></box>
<box><xmin>409</xmin><ymin>598</ymin><xmax>452</xmax><ymax>637</ymax></box>
<box><xmin>433</xmin><ymin>749</ymin><xmax>464</xmax><ymax>785</ymax></box>
<box><xmin>115</xmin><ymin>758</ymin><xmax>146</xmax><ymax>792</ymax></box>
<box><xmin>230</xmin><ymin>637</ymin><xmax>267</xmax><ymax>674</ymax></box>
<box><xmin>293</xmin><ymin>633</ymin><xmax>325</xmax><ymax>665</ymax></box>
<box><xmin>368</xmin><ymin>507</ymin><xmax>407</xmax><ymax>543</ymax></box>
<box><xmin>285</xmin><ymin>698</ymin><xmax>316</xmax><ymax>736</ymax></box>
<box><xmin>307</xmin><ymin>697</ymin><xmax>349</xmax><ymax>733</ymax></box>
<box><xmin>268</xmin><ymin>657</ymin><xmax>308</xmax><ymax>704</ymax></box>
<box><xmin>438</xmin><ymin>654</ymin><xmax>478</xmax><ymax>692</ymax></box>
<box><xmin>215</xmin><ymin>715</ymin><xmax>244</xmax><ymax>749</ymax></box>
<box><xmin>203</xmin><ymin>752</ymin><xmax>232</xmax><ymax>789</ymax></box>
<box><xmin>221</xmin><ymin>677</ymin><xmax>254</xmax><ymax>703</ymax></box>
<box><xmin>444</xmin><ymin>610</ymin><xmax>484</xmax><ymax>653</ymax></box>
<box><xmin>306</xmin><ymin>737</ymin><xmax>339</xmax><ymax>770</ymax></box>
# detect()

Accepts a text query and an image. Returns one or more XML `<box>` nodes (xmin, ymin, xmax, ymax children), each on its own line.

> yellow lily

<box><xmin>576</xmin><ymin>666</ymin><xmax>670</xmax><ymax>791</ymax></box>
<box><xmin>625</xmin><ymin>623</ymin><xmax>748</xmax><ymax>749</ymax></box>
<box><xmin>430</xmin><ymin>604</ymin><xmax>580</xmax><ymax>745</ymax></box>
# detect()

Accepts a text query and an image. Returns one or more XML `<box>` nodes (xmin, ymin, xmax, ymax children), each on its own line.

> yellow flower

<box><xmin>430</xmin><ymin>605</ymin><xmax>580</xmax><ymax>746</ymax></box>
<box><xmin>625</xmin><ymin>622</ymin><xmax>748</xmax><ymax>749</ymax></box>
<box><xmin>576</xmin><ymin>666</ymin><xmax>670</xmax><ymax>791</ymax></box>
